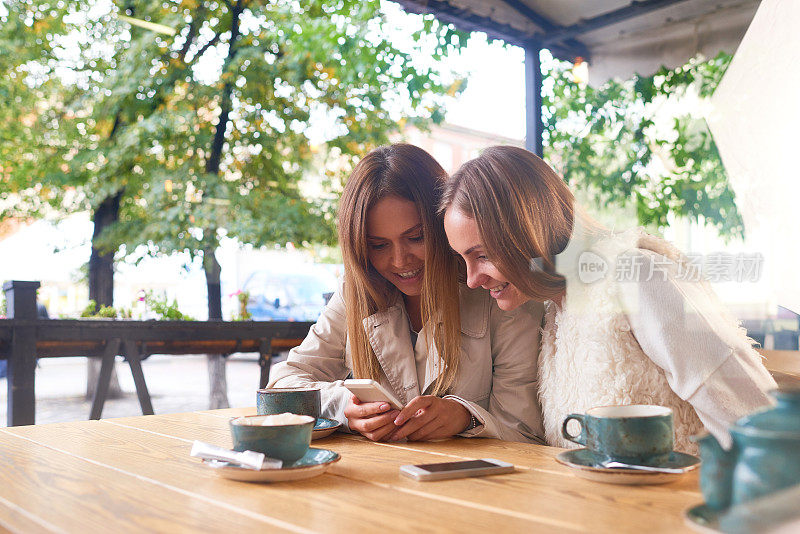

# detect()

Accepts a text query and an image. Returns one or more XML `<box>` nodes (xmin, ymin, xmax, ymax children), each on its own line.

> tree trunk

<box><xmin>85</xmin><ymin>1</ymin><xmax>132</xmax><ymax>401</ymax></box>
<box><xmin>88</xmin><ymin>192</ymin><xmax>121</xmax><ymax>307</ymax></box>
<box><xmin>86</xmin><ymin>192</ymin><xmax>124</xmax><ymax>400</ymax></box>
<box><xmin>203</xmin><ymin>1</ymin><xmax>243</xmax><ymax>410</ymax></box>
<box><xmin>204</xmin><ymin>247</ymin><xmax>228</xmax><ymax>409</ymax></box>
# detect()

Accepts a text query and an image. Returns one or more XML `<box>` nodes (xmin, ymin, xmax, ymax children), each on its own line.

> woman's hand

<box><xmin>388</xmin><ymin>396</ymin><xmax>471</xmax><ymax>441</ymax></box>
<box><xmin>344</xmin><ymin>395</ymin><xmax>401</xmax><ymax>442</ymax></box>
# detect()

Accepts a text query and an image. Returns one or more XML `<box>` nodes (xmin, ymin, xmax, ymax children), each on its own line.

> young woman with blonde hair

<box><xmin>269</xmin><ymin>143</ymin><xmax>544</xmax><ymax>443</ymax></box>
<box><xmin>441</xmin><ymin>145</ymin><xmax>775</xmax><ymax>452</ymax></box>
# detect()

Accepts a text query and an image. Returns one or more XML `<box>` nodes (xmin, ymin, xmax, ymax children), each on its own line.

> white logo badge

<box><xmin>578</xmin><ymin>251</ymin><xmax>608</xmax><ymax>284</ymax></box>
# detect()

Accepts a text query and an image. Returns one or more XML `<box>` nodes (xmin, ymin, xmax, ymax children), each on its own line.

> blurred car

<box><xmin>241</xmin><ymin>267</ymin><xmax>340</xmax><ymax>322</ymax></box>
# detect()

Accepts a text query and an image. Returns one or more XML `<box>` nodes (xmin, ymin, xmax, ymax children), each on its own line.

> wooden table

<box><xmin>0</xmin><ymin>408</ymin><xmax>703</xmax><ymax>533</ymax></box>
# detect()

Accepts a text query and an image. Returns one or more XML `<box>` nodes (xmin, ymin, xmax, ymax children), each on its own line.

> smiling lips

<box><xmin>487</xmin><ymin>282</ymin><xmax>509</xmax><ymax>298</ymax></box>
<box><xmin>395</xmin><ymin>268</ymin><xmax>423</xmax><ymax>281</ymax></box>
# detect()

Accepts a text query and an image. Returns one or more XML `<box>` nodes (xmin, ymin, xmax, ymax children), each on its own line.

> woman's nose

<box><xmin>392</xmin><ymin>244</ymin><xmax>409</xmax><ymax>267</ymax></box>
<box><xmin>466</xmin><ymin>265</ymin><xmax>486</xmax><ymax>289</ymax></box>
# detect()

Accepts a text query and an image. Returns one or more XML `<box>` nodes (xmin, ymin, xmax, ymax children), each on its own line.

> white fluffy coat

<box><xmin>538</xmin><ymin>230</ymin><xmax>705</xmax><ymax>453</ymax></box>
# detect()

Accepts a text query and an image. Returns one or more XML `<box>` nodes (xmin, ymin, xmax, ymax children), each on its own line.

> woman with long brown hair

<box><xmin>269</xmin><ymin>143</ymin><xmax>544</xmax><ymax>443</ymax></box>
<box><xmin>441</xmin><ymin>145</ymin><xmax>775</xmax><ymax>453</ymax></box>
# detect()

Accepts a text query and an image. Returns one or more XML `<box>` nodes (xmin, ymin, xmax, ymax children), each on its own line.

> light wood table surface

<box><xmin>0</xmin><ymin>407</ymin><xmax>703</xmax><ymax>533</ymax></box>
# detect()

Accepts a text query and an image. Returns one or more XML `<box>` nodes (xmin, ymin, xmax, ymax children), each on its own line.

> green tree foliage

<box><xmin>0</xmin><ymin>0</ymin><xmax>81</xmax><ymax>220</ymax></box>
<box><xmin>543</xmin><ymin>52</ymin><xmax>743</xmax><ymax>239</ymax></box>
<box><xmin>1</xmin><ymin>0</ymin><xmax>466</xmax><ymax>314</ymax></box>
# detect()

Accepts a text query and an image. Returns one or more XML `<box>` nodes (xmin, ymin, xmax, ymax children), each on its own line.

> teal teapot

<box><xmin>695</xmin><ymin>387</ymin><xmax>800</xmax><ymax>511</ymax></box>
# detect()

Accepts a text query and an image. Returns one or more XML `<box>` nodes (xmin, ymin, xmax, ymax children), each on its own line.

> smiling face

<box><xmin>444</xmin><ymin>208</ymin><xmax>530</xmax><ymax>311</ymax></box>
<box><xmin>365</xmin><ymin>195</ymin><xmax>426</xmax><ymax>297</ymax></box>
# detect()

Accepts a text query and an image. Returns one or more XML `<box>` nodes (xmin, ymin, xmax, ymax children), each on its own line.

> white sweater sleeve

<box><xmin>686</xmin><ymin>355</ymin><xmax>776</xmax><ymax>447</ymax></box>
<box><xmin>619</xmin><ymin>250</ymin><xmax>775</xmax><ymax>446</ymax></box>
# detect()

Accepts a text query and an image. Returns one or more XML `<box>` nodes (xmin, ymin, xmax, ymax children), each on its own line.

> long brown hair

<box><xmin>441</xmin><ymin>145</ymin><xmax>575</xmax><ymax>302</ymax></box>
<box><xmin>338</xmin><ymin>143</ymin><xmax>461</xmax><ymax>395</ymax></box>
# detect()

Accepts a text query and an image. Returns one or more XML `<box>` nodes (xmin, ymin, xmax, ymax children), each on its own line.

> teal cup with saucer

<box><xmin>562</xmin><ymin>404</ymin><xmax>674</xmax><ymax>465</ymax></box>
<box><xmin>257</xmin><ymin>387</ymin><xmax>321</xmax><ymax>420</ymax></box>
<box><xmin>230</xmin><ymin>414</ymin><xmax>314</xmax><ymax>464</ymax></box>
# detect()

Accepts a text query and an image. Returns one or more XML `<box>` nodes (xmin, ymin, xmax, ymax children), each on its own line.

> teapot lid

<box><xmin>732</xmin><ymin>386</ymin><xmax>800</xmax><ymax>438</ymax></box>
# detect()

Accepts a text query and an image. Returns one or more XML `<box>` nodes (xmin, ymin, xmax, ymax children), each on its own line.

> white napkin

<box><xmin>190</xmin><ymin>441</ymin><xmax>283</xmax><ymax>470</ymax></box>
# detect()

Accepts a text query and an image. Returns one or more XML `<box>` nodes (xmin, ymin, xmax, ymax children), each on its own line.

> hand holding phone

<box><xmin>342</xmin><ymin>379</ymin><xmax>404</xmax><ymax>442</ymax></box>
<box><xmin>343</xmin><ymin>379</ymin><xmax>404</xmax><ymax>410</ymax></box>
<box><xmin>400</xmin><ymin>459</ymin><xmax>515</xmax><ymax>481</ymax></box>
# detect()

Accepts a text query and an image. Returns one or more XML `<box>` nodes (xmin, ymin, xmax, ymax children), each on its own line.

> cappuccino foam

<box><xmin>237</xmin><ymin>413</ymin><xmax>314</xmax><ymax>426</ymax></box>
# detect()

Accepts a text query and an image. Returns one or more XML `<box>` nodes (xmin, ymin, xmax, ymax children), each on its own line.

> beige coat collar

<box><xmin>361</xmin><ymin>285</ymin><xmax>489</xmax><ymax>402</ymax></box>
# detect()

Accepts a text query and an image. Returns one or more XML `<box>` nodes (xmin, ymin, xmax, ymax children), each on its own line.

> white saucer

<box><xmin>203</xmin><ymin>447</ymin><xmax>340</xmax><ymax>482</ymax></box>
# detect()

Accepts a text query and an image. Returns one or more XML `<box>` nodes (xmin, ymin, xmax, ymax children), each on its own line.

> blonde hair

<box><xmin>338</xmin><ymin>144</ymin><xmax>461</xmax><ymax>395</ymax></box>
<box><xmin>441</xmin><ymin>146</ymin><xmax>575</xmax><ymax>302</ymax></box>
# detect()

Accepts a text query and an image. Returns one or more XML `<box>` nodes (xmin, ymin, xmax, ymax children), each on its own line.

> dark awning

<box><xmin>394</xmin><ymin>0</ymin><xmax>760</xmax><ymax>83</ymax></box>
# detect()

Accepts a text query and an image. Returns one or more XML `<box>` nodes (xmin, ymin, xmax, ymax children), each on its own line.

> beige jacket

<box><xmin>269</xmin><ymin>283</ymin><xmax>546</xmax><ymax>443</ymax></box>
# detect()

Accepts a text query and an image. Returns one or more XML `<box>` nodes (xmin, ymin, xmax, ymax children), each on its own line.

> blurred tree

<box><xmin>3</xmin><ymin>0</ymin><xmax>465</xmax><ymax>305</ymax></box>
<box><xmin>1</xmin><ymin>0</ymin><xmax>466</xmax><ymax>406</ymax></box>
<box><xmin>543</xmin><ymin>52</ymin><xmax>743</xmax><ymax>239</ymax></box>
<box><xmin>0</xmin><ymin>1</ymin><xmax>76</xmax><ymax>222</ymax></box>
<box><xmin>0</xmin><ymin>0</ymin><xmax>127</xmax><ymax>397</ymax></box>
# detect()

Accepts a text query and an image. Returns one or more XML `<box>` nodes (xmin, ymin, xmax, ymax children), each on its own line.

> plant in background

<box><xmin>231</xmin><ymin>290</ymin><xmax>252</xmax><ymax>321</ymax></box>
<box><xmin>95</xmin><ymin>305</ymin><xmax>118</xmax><ymax>319</ymax></box>
<box><xmin>543</xmin><ymin>51</ymin><xmax>742</xmax><ymax>240</ymax></box>
<box><xmin>144</xmin><ymin>291</ymin><xmax>194</xmax><ymax>321</ymax></box>
<box><xmin>79</xmin><ymin>300</ymin><xmax>96</xmax><ymax>318</ymax></box>
<box><xmin>80</xmin><ymin>300</ymin><xmax>120</xmax><ymax>319</ymax></box>
<box><xmin>0</xmin><ymin>294</ymin><xmax>6</xmax><ymax>318</ymax></box>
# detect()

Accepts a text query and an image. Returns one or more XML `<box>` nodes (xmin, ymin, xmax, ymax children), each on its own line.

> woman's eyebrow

<box><xmin>367</xmin><ymin>224</ymin><xmax>422</xmax><ymax>240</ymax></box>
<box><xmin>400</xmin><ymin>224</ymin><xmax>423</xmax><ymax>236</ymax></box>
<box><xmin>464</xmin><ymin>245</ymin><xmax>482</xmax><ymax>255</ymax></box>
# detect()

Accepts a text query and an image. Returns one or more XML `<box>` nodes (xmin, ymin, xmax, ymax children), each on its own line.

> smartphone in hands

<box><xmin>399</xmin><ymin>459</ymin><xmax>515</xmax><ymax>481</ymax></box>
<box><xmin>343</xmin><ymin>379</ymin><xmax>405</xmax><ymax>410</ymax></box>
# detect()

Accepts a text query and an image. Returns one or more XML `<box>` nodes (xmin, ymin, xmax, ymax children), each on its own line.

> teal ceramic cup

<box><xmin>693</xmin><ymin>432</ymin><xmax>736</xmax><ymax>510</ymax></box>
<box><xmin>693</xmin><ymin>387</ymin><xmax>800</xmax><ymax>511</ymax></box>
<box><xmin>562</xmin><ymin>405</ymin><xmax>674</xmax><ymax>465</ymax></box>
<box><xmin>230</xmin><ymin>414</ymin><xmax>314</xmax><ymax>463</ymax></box>
<box><xmin>257</xmin><ymin>388</ymin><xmax>321</xmax><ymax>419</ymax></box>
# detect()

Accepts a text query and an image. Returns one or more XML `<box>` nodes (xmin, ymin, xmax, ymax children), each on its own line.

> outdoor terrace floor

<box><xmin>0</xmin><ymin>353</ymin><xmax>281</xmax><ymax>426</ymax></box>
